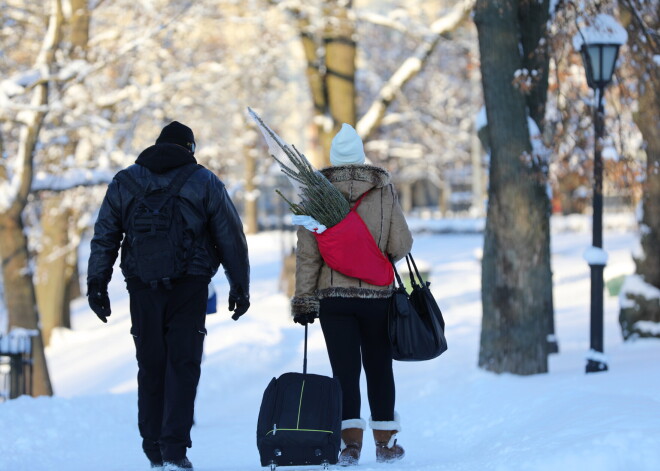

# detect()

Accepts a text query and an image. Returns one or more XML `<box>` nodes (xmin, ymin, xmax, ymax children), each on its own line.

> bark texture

<box><xmin>293</xmin><ymin>0</ymin><xmax>357</xmax><ymax>166</ymax></box>
<box><xmin>618</xmin><ymin>1</ymin><xmax>660</xmax><ymax>339</ymax></box>
<box><xmin>0</xmin><ymin>215</ymin><xmax>53</xmax><ymax>396</ymax></box>
<box><xmin>519</xmin><ymin>0</ymin><xmax>556</xmax><ymax>353</ymax></box>
<box><xmin>35</xmin><ymin>196</ymin><xmax>74</xmax><ymax>345</ymax></box>
<box><xmin>475</xmin><ymin>0</ymin><xmax>552</xmax><ymax>374</ymax></box>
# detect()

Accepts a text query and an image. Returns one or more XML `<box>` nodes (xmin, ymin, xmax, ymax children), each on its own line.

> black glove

<box><xmin>228</xmin><ymin>289</ymin><xmax>250</xmax><ymax>321</ymax></box>
<box><xmin>87</xmin><ymin>280</ymin><xmax>111</xmax><ymax>323</ymax></box>
<box><xmin>293</xmin><ymin>312</ymin><xmax>316</xmax><ymax>326</ymax></box>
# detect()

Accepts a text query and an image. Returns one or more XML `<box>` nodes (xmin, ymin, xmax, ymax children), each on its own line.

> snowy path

<box><xmin>2</xmin><ymin>228</ymin><xmax>660</xmax><ymax>471</ymax></box>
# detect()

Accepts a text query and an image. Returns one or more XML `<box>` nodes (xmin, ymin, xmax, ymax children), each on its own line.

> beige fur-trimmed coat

<box><xmin>291</xmin><ymin>164</ymin><xmax>413</xmax><ymax>317</ymax></box>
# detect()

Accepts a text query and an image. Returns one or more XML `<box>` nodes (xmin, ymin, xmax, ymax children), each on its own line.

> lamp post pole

<box><xmin>572</xmin><ymin>13</ymin><xmax>626</xmax><ymax>373</ymax></box>
<box><xmin>586</xmin><ymin>87</ymin><xmax>608</xmax><ymax>373</ymax></box>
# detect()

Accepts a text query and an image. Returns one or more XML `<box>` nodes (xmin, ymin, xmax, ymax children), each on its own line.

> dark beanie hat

<box><xmin>156</xmin><ymin>121</ymin><xmax>196</xmax><ymax>153</ymax></box>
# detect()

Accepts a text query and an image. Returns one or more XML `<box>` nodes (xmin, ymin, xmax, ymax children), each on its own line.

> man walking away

<box><xmin>87</xmin><ymin>121</ymin><xmax>250</xmax><ymax>470</ymax></box>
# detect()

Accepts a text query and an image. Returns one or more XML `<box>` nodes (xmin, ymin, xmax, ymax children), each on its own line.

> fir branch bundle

<box><xmin>249</xmin><ymin>108</ymin><xmax>349</xmax><ymax>228</ymax></box>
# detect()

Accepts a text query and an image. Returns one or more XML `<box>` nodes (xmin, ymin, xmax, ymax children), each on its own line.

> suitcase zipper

<box><xmin>296</xmin><ymin>380</ymin><xmax>306</xmax><ymax>429</ymax></box>
<box><xmin>265</xmin><ymin>379</ymin><xmax>334</xmax><ymax>436</ymax></box>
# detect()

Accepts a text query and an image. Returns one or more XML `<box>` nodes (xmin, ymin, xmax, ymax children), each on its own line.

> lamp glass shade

<box><xmin>581</xmin><ymin>43</ymin><xmax>620</xmax><ymax>89</ymax></box>
<box><xmin>600</xmin><ymin>45</ymin><xmax>618</xmax><ymax>83</ymax></box>
<box><xmin>587</xmin><ymin>45</ymin><xmax>602</xmax><ymax>81</ymax></box>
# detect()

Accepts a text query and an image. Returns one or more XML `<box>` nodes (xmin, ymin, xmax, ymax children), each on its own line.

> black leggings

<box><xmin>319</xmin><ymin>297</ymin><xmax>395</xmax><ymax>422</ymax></box>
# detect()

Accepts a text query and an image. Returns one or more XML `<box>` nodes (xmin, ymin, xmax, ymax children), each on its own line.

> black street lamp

<box><xmin>573</xmin><ymin>15</ymin><xmax>627</xmax><ymax>373</ymax></box>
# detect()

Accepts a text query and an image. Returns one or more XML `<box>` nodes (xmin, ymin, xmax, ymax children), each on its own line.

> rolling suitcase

<box><xmin>257</xmin><ymin>325</ymin><xmax>342</xmax><ymax>470</ymax></box>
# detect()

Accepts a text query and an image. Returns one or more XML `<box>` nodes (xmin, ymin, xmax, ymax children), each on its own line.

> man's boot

<box><xmin>370</xmin><ymin>413</ymin><xmax>405</xmax><ymax>463</ymax></box>
<box><xmin>338</xmin><ymin>419</ymin><xmax>366</xmax><ymax>466</ymax></box>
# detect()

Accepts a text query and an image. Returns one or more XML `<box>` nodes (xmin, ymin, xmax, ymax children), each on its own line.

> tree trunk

<box><xmin>619</xmin><ymin>86</ymin><xmax>660</xmax><ymax>339</ymax></box>
<box><xmin>518</xmin><ymin>0</ymin><xmax>557</xmax><ymax>353</ymax></box>
<box><xmin>35</xmin><ymin>195</ymin><xmax>73</xmax><ymax>345</ymax></box>
<box><xmin>322</xmin><ymin>0</ymin><xmax>357</xmax><ymax>163</ymax></box>
<box><xmin>631</xmin><ymin>59</ymin><xmax>660</xmax><ymax>290</ymax></box>
<box><xmin>519</xmin><ymin>1</ymin><xmax>550</xmax><ymax>128</ymax></box>
<box><xmin>33</xmin><ymin>0</ymin><xmax>89</xmax><ymax>344</ymax></box>
<box><xmin>69</xmin><ymin>0</ymin><xmax>90</xmax><ymax>57</ymax></box>
<box><xmin>68</xmin><ymin>261</ymin><xmax>82</xmax><ymax>300</ymax></box>
<box><xmin>617</xmin><ymin>1</ymin><xmax>660</xmax><ymax>339</ymax></box>
<box><xmin>0</xmin><ymin>214</ymin><xmax>53</xmax><ymax>396</ymax></box>
<box><xmin>475</xmin><ymin>0</ymin><xmax>550</xmax><ymax>374</ymax></box>
<box><xmin>295</xmin><ymin>0</ymin><xmax>357</xmax><ymax>167</ymax></box>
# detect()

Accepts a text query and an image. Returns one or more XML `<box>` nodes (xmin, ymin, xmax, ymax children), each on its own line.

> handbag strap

<box><xmin>405</xmin><ymin>255</ymin><xmax>418</xmax><ymax>288</ymax></box>
<box><xmin>408</xmin><ymin>253</ymin><xmax>426</xmax><ymax>285</ymax></box>
<box><xmin>389</xmin><ymin>256</ymin><xmax>406</xmax><ymax>290</ymax></box>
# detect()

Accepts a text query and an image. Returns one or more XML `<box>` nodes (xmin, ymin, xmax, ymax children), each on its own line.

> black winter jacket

<box><xmin>87</xmin><ymin>143</ymin><xmax>250</xmax><ymax>297</ymax></box>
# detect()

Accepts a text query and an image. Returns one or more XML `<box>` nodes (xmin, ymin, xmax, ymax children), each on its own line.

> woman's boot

<box><xmin>338</xmin><ymin>419</ymin><xmax>366</xmax><ymax>466</ymax></box>
<box><xmin>370</xmin><ymin>413</ymin><xmax>405</xmax><ymax>463</ymax></box>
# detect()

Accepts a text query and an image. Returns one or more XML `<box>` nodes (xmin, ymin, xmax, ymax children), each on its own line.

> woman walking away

<box><xmin>291</xmin><ymin>123</ymin><xmax>413</xmax><ymax>466</ymax></box>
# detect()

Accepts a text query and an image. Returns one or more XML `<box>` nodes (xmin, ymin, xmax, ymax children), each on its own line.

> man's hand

<box><xmin>228</xmin><ymin>289</ymin><xmax>250</xmax><ymax>321</ymax></box>
<box><xmin>293</xmin><ymin>312</ymin><xmax>316</xmax><ymax>326</ymax></box>
<box><xmin>87</xmin><ymin>281</ymin><xmax>111</xmax><ymax>323</ymax></box>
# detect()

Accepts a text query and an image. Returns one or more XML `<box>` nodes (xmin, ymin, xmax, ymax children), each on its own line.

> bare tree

<box><xmin>279</xmin><ymin>0</ymin><xmax>474</xmax><ymax>166</ymax></box>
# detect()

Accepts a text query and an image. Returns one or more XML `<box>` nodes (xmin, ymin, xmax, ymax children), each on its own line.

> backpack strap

<box><xmin>115</xmin><ymin>170</ymin><xmax>145</xmax><ymax>201</ymax></box>
<box><xmin>116</xmin><ymin>164</ymin><xmax>202</xmax><ymax>199</ymax></box>
<box><xmin>165</xmin><ymin>163</ymin><xmax>203</xmax><ymax>196</ymax></box>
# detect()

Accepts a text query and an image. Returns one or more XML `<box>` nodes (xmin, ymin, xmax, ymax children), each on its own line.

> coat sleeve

<box><xmin>291</xmin><ymin>226</ymin><xmax>323</xmax><ymax>318</ymax></box>
<box><xmin>385</xmin><ymin>184</ymin><xmax>413</xmax><ymax>263</ymax></box>
<box><xmin>207</xmin><ymin>175</ymin><xmax>250</xmax><ymax>299</ymax></box>
<box><xmin>87</xmin><ymin>179</ymin><xmax>124</xmax><ymax>286</ymax></box>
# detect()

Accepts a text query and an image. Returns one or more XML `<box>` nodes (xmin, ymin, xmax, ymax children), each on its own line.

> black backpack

<box><xmin>116</xmin><ymin>163</ymin><xmax>202</xmax><ymax>289</ymax></box>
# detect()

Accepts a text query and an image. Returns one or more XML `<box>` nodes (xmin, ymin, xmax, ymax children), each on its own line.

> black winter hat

<box><xmin>155</xmin><ymin>121</ymin><xmax>196</xmax><ymax>153</ymax></box>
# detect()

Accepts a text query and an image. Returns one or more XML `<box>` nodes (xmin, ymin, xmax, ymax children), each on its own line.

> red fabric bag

<box><xmin>314</xmin><ymin>191</ymin><xmax>394</xmax><ymax>286</ymax></box>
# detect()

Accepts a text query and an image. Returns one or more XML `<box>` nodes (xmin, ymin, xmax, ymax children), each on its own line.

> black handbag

<box><xmin>388</xmin><ymin>254</ymin><xmax>448</xmax><ymax>361</ymax></box>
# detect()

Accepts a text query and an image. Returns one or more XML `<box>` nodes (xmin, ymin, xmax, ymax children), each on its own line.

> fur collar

<box><xmin>320</xmin><ymin>164</ymin><xmax>390</xmax><ymax>188</ymax></box>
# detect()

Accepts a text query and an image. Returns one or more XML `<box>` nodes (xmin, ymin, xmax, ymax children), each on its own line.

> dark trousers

<box><xmin>129</xmin><ymin>279</ymin><xmax>208</xmax><ymax>462</ymax></box>
<box><xmin>319</xmin><ymin>297</ymin><xmax>395</xmax><ymax>422</ymax></box>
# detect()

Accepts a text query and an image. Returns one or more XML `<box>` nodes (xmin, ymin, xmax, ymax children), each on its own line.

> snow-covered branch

<box><xmin>356</xmin><ymin>0</ymin><xmax>475</xmax><ymax>139</ymax></box>
<box><xmin>1</xmin><ymin>0</ymin><xmax>64</xmax><ymax>216</ymax></box>
<box><xmin>31</xmin><ymin>168</ymin><xmax>116</xmax><ymax>193</ymax></box>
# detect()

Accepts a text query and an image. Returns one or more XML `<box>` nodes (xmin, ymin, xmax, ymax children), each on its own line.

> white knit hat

<box><xmin>330</xmin><ymin>123</ymin><xmax>366</xmax><ymax>166</ymax></box>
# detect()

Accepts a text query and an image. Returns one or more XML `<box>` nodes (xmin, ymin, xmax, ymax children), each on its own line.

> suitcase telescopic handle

<box><xmin>303</xmin><ymin>323</ymin><xmax>308</xmax><ymax>375</ymax></box>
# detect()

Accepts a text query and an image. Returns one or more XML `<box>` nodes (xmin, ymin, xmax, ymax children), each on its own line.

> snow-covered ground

<box><xmin>1</xmin><ymin>216</ymin><xmax>659</xmax><ymax>471</ymax></box>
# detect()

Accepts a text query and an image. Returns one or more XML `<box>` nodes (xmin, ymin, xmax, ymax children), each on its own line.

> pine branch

<box><xmin>249</xmin><ymin>107</ymin><xmax>350</xmax><ymax>228</ymax></box>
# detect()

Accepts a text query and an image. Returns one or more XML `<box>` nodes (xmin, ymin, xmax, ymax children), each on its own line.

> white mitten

<box><xmin>291</xmin><ymin>215</ymin><xmax>327</xmax><ymax>234</ymax></box>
